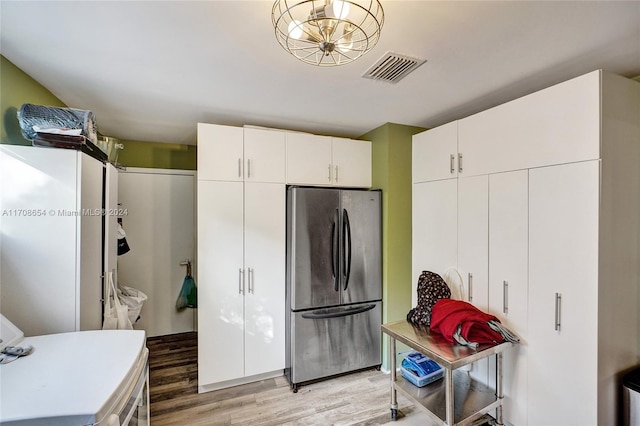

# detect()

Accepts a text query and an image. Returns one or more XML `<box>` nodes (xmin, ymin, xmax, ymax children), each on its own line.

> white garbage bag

<box><xmin>117</xmin><ymin>285</ymin><xmax>148</xmax><ymax>324</ymax></box>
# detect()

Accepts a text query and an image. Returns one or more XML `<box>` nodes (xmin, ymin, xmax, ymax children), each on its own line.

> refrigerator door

<box><xmin>288</xmin><ymin>301</ymin><xmax>382</xmax><ymax>385</ymax></box>
<box><xmin>288</xmin><ymin>187</ymin><xmax>341</xmax><ymax>311</ymax></box>
<box><xmin>340</xmin><ymin>189</ymin><xmax>382</xmax><ymax>305</ymax></box>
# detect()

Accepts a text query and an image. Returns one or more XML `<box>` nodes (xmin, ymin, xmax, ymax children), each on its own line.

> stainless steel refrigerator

<box><xmin>285</xmin><ymin>186</ymin><xmax>382</xmax><ymax>391</ymax></box>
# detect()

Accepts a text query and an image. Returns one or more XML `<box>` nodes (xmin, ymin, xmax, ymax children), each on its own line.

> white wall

<box><xmin>117</xmin><ymin>168</ymin><xmax>196</xmax><ymax>337</ymax></box>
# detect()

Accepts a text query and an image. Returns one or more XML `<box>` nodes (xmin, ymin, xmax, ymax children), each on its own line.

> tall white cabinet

<box><xmin>412</xmin><ymin>70</ymin><xmax>640</xmax><ymax>425</ymax></box>
<box><xmin>0</xmin><ymin>145</ymin><xmax>109</xmax><ymax>336</ymax></box>
<box><xmin>197</xmin><ymin>124</ymin><xmax>286</xmax><ymax>391</ymax></box>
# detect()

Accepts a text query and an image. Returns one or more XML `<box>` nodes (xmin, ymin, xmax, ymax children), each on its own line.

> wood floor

<box><xmin>146</xmin><ymin>332</ymin><xmax>425</xmax><ymax>426</ymax></box>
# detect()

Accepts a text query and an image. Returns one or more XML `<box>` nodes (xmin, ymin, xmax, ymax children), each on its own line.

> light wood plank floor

<box><xmin>147</xmin><ymin>332</ymin><xmax>431</xmax><ymax>426</ymax></box>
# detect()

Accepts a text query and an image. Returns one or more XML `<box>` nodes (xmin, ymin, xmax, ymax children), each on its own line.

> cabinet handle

<box><xmin>555</xmin><ymin>292</ymin><xmax>562</xmax><ymax>331</ymax></box>
<box><xmin>503</xmin><ymin>281</ymin><xmax>508</xmax><ymax>314</ymax></box>
<box><xmin>239</xmin><ymin>268</ymin><xmax>244</xmax><ymax>294</ymax></box>
<box><xmin>238</xmin><ymin>158</ymin><xmax>242</xmax><ymax>178</ymax></box>
<box><xmin>335</xmin><ymin>165</ymin><xmax>339</xmax><ymax>183</ymax></box>
<box><xmin>468</xmin><ymin>273</ymin><xmax>473</xmax><ymax>302</ymax></box>
<box><xmin>248</xmin><ymin>267</ymin><xmax>254</xmax><ymax>294</ymax></box>
<box><xmin>247</xmin><ymin>159</ymin><xmax>251</xmax><ymax>179</ymax></box>
<box><xmin>458</xmin><ymin>153</ymin><xmax>463</xmax><ymax>173</ymax></box>
<box><xmin>328</xmin><ymin>164</ymin><xmax>332</xmax><ymax>182</ymax></box>
<box><xmin>450</xmin><ymin>154</ymin><xmax>455</xmax><ymax>174</ymax></box>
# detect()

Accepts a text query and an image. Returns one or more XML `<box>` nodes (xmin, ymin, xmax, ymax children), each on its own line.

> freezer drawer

<box><xmin>288</xmin><ymin>301</ymin><xmax>382</xmax><ymax>386</ymax></box>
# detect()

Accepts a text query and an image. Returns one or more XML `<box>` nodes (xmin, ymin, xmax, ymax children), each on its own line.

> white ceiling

<box><xmin>2</xmin><ymin>1</ymin><xmax>639</xmax><ymax>145</ymax></box>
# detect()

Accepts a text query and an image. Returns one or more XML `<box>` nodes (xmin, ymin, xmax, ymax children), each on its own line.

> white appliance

<box><xmin>0</xmin><ymin>314</ymin><xmax>149</xmax><ymax>426</ymax></box>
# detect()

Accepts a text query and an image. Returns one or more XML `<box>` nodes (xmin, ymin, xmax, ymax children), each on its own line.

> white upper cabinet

<box><xmin>197</xmin><ymin>123</ymin><xmax>285</xmax><ymax>182</ymax></box>
<box><xmin>197</xmin><ymin>123</ymin><xmax>244</xmax><ymax>181</ymax></box>
<box><xmin>412</xmin><ymin>121</ymin><xmax>459</xmax><ymax>183</ymax></box>
<box><xmin>458</xmin><ymin>70</ymin><xmax>601</xmax><ymax>176</ymax></box>
<box><xmin>286</xmin><ymin>132</ymin><xmax>372</xmax><ymax>187</ymax></box>
<box><xmin>331</xmin><ymin>137</ymin><xmax>371</xmax><ymax>188</ymax></box>
<box><xmin>286</xmin><ymin>132</ymin><xmax>333</xmax><ymax>185</ymax></box>
<box><xmin>244</xmin><ymin>127</ymin><xmax>286</xmax><ymax>183</ymax></box>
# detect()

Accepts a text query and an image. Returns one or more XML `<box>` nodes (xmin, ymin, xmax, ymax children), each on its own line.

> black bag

<box><xmin>407</xmin><ymin>271</ymin><xmax>451</xmax><ymax>326</ymax></box>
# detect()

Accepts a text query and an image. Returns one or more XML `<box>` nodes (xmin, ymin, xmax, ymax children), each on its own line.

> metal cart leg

<box><xmin>390</xmin><ymin>337</ymin><xmax>398</xmax><ymax>421</ymax></box>
<box><xmin>495</xmin><ymin>352</ymin><xmax>504</xmax><ymax>426</ymax></box>
<box><xmin>445</xmin><ymin>367</ymin><xmax>454</xmax><ymax>425</ymax></box>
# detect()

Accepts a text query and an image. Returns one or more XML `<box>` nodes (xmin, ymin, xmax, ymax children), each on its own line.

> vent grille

<box><xmin>362</xmin><ymin>51</ymin><xmax>426</xmax><ymax>84</ymax></box>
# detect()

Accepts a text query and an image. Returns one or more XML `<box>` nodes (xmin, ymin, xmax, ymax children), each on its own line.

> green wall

<box><xmin>117</xmin><ymin>139</ymin><xmax>196</xmax><ymax>170</ymax></box>
<box><xmin>1</xmin><ymin>55</ymin><xmax>196</xmax><ymax>170</ymax></box>
<box><xmin>1</xmin><ymin>56</ymin><xmax>66</xmax><ymax>145</ymax></box>
<box><xmin>360</xmin><ymin>122</ymin><xmax>426</xmax><ymax>369</ymax></box>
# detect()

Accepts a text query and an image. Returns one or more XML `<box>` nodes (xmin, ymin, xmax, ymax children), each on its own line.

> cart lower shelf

<box><xmin>394</xmin><ymin>371</ymin><xmax>501</xmax><ymax>426</ymax></box>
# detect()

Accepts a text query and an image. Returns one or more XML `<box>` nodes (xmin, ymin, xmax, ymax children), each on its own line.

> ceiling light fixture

<box><xmin>272</xmin><ymin>0</ymin><xmax>384</xmax><ymax>67</ymax></box>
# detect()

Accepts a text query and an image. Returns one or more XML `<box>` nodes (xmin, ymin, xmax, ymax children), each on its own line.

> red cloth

<box><xmin>430</xmin><ymin>299</ymin><xmax>503</xmax><ymax>345</ymax></box>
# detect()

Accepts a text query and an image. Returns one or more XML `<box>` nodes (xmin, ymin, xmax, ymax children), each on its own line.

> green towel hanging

<box><xmin>176</xmin><ymin>261</ymin><xmax>197</xmax><ymax>310</ymax></box>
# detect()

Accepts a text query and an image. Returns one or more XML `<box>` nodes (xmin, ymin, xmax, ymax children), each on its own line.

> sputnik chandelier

<box><xmin>272</xmin><ymin>0</ymin><xmax>384</xmax><ymax>66</ymax></box>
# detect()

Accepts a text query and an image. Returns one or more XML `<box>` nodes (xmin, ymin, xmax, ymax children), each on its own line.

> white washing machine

<box><xmin>0</xmin><ymin>314</ymin><xmax>149</xmax><ymax>425</ymax></box>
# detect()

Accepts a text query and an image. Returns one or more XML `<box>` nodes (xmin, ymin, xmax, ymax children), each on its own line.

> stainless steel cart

<box><xmin>382</xmin><ymin>320</ymin><xmax>513</xmax><ymax>426</ymax></box>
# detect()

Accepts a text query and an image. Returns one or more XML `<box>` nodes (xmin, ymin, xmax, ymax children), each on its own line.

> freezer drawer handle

<box><xmin>301</xmin><ymin>304</ymin><xmax>376</xmax><ymax>319</ymax></box>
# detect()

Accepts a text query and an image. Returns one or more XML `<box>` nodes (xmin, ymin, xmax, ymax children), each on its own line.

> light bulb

<box><xmin>331</xmin><ymin>1</ymin><xmax>350</xmax><ymax>19</ymax></box>
<box><xmin>338</xmin><ymin>23</ymin><xmax>354</xmax><ymax>52</ymax></box>
<box><xmin>288</xmin><ymin>20</ymin><xmax>304</xmax><ymax>39</ymax></box>
<box><xmin>338</xmin><ymin>40</ymin><xmax>353</xmax><ymax>52</ymax></box>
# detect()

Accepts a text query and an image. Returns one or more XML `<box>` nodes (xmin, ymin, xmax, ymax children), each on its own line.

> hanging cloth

<box><xmin>117</xmin><ymin>221</ymin><xmax>131</xmax><ymax>256</ymax></box>
<box><xmin>176</xmin><ymin>262</ymin><xmax>197</xmax><ymax>310</ymax></box>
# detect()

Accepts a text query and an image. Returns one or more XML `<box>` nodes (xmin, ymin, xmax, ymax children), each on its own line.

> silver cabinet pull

<box><xmin>238</xmin><ymin>158</ymin><xmax>242</xmax><ymax>178</ymax></box>
<box><xmin>247</xmin><ymin>159</ymin><xmax>251</xmax><ymax>178</ymax></box>
<box><xmin>328</xmin><ymin>164</ymin><xmax>332</xmax><ymax>182</ymax></box>
<box><xmin>555</xmin><ymin>292</ymin><xmax>562</xmax><ymax>331</ymax></box>
<box><xmin>450</xmin><ymin>154</ymin><xmax>455</xmax><ymax>174</ymax></box>
<box><xmin>335</xmin><ymin>165</ymin><xmax>339</xmax><ymax>182</ymax></box>
<box><xmin>248</xmin><ymin>267</ymin><xmax>254</xmax><ymax>294</ymax></box>
<box><xmin>458</xmin><ymin>153</ymin><xmax>463</xmax><ymax>173</ymax></box>
<box><xmin>239</xmin><ymin>268</ymin><xmax>244</xmax><ymax>294</ymax></box>
<box><xmin>468</xmin><ymin>273</ymin><xmax>473</xmax><ymax>302</ymax></box>
<box><xmin>503</xmin><ymin>281</ymin><xmax>509</xmax><ymax>314</ymax></box>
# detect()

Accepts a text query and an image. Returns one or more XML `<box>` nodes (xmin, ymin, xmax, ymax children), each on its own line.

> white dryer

<box><xmin>0</xmin><ymin>314</ymin><xmax>149</xmax><ymax>425</ymax></box>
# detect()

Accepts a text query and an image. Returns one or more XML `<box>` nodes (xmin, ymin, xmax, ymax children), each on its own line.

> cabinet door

<box><xmin>458</xmin><ymin>175</ymin><xmax>489</xmax><ymax>384</ymax></box>
<box><xmin>458</xmin><ymin>175</ymin><xmax>489</xmax><ymax>308</ymax></box>
<box><xmin>286</xmin><ymin>132</ymin><xmax>332</xmax><ymax>185</ymax></box>
<box><xmin>412</xmin><ymin>179</ymin><xmax>457</xmax><ymax>306</ymax></box>
<box><xmin>412</xmin><ymin>121</ymin><xmax>458</xmax><ymax>183</ymax></box>
<box><xmin>488</xmin><ymin>170</ymin><xmax>528</xmax><ymax>425</ymax></box>
<box><xmin>197</xmin><ymin>181</ymin><xmax>245</xmax><ymax>385</ymax></box>
<box><xmin>0</xmin><ymin>146</ymin><xmax>78</xmax><ymax>335</ymax></box>
<box><xmin>78</xmin><ymin>153</ymin><xmax>104</xmax><ymax>331</ymax></box>
<box><xmin>243</xmin><ymin>128</ymin><xmax>286</xmax><ymax>183</ymax></box>
<box><xmin>528</xmin><ymin>161</ymin><xmax>599</xmax><ymax>425</ymax></box>
<box><xmin>244</xmin><ymin>182</ymin><xmax>286</xmax><ymax>376</ymax></box>
<box><xmin>331</xmin><ymin>137</ymin><xmax>371</xmax><ymax>188</ymax></box>
<box><xmin>197</xmin><ymin>123</ymin><xmax>244</xmax><ymax>181</ymax></box>
<box><xmin>103</xmin><ymin>164</ymin><xmax>119</xmax><ymax>286</ymax></box>
<box><xmin>458</xmin><ymin>70</ymin><xmax>600</xmax><ymax>176</ymax></box>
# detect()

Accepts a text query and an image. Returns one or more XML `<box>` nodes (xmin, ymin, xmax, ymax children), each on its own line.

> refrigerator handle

<box><xmin>332</xmin><ymin>209</ymin><xmax>339</xmax><ymax>292</ymax></box>
<box><xmin>343</xmin><ymin>209</ymin><xmax>352</xmax><ymax>291</ymax></box>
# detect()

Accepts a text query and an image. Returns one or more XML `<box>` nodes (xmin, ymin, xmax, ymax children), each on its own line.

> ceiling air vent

<box><xmin>362</xmin><ymin>51</ymin><xmax>426</xmax><ymax>84</ymax></box>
